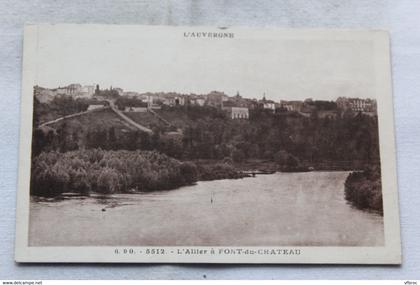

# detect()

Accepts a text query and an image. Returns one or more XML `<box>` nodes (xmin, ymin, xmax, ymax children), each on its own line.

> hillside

<box><xmin>123</xmin><ymin>111</ymin><xmax>167</xmax><ymax>130</ymax></box>
<box><xmin>32</xmin><ymin>108</ymin><xmax>143</xmax><ymax>155</ymax></box>
<box><xmin>32</xmin><ymin>96</ymin><xmax>381</xmax><ymax>173</ymax></box>
<box><xmin>34</xmin><ymin>95</ymin><xmax>108</xmax><ymax>125</ymax></box>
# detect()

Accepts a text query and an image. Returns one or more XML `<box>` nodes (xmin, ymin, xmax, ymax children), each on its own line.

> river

<box><xmin>29</xmin><ymin>171</ymin><xmax>384</xmax><ymax>246</ymax></box>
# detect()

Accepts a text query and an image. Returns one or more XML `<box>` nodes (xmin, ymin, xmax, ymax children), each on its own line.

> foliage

<box><xmin>30</xmin><ymin>149</ymin><xmax>199</xmax><ymax>197</ymax></box>
<box><xmin>115</xmin><ymin>96</ymin><xmax>148</xmax><ymax>110</ymax></box>
<box><xmin>33</xmin><ymin>95</ymin><xmax>108</xmax><ymax>126</ymax></box>
<box><xmin>32</xmin><ymin>100</ymin><xmax>381</xmax><ymax>171</ymax></box>
<box><xmin>344</xmin><ymin>164</ymin><xmax>383</xmax><ymax>214</ymax></box>
<box><xmin>197</xmin><ymin>163</ymin><xmax>245</xmax><ymax>181</ymax></box>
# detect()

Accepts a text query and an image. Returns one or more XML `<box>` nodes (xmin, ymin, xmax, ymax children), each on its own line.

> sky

<box><xmin>34</xmin><ymin>25</ymin><xmax>376</xmax><ymax>101</ymax></box>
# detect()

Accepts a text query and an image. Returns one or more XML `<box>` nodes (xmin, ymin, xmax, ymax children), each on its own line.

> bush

<box><xmin>197</xmin><ymin>163</ymin><xmax>243</xmax><ymax>181</ymax></box>
<box><xmin>274</xmin><ymin>150</ymin><xmax>301</xmax><ymax>171</ymax></box>
<box><xmin>97</xmin><ymin>168</ymin><xmax>121</xmax><ymax>194</ymax></box>
<box><xmin>344</xmin><ymin>165</ymin><xmax>383</xmax><ymax>214</ymax></box>
<box><xmin>180</xmin><ymin>162</ymin><xmax>198</xmax><ymax>185</ymax></box>
<box><xmin>30</xmin><ymin>149</ymin><xmax>199</xmax><ymax>197</ymax></box>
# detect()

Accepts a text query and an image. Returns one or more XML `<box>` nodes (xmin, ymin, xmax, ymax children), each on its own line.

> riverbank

<box><xmin>31</xmin><ymin>148</ymin><xmax>378</xmax><ymax>198</ymax></box>
<box><xmin>31</xmin><ymin>149</ymin><xmax>255</xmax><ymax>198</ymax></box>
<box><xmin>193</xmin><ymin>158</ymin><xmax>373</xmax><ymax>175</ymax></box>
<box><xmin>30</xmin><ymin>149</ymin><xmax>199</xmax><ymax>197</ymax></box>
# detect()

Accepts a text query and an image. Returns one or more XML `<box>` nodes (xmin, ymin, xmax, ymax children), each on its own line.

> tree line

<box><xmin>31</xmin><ymin>149</ymin><xmax>198</xmax><ymax>197</ymax></box>
<box><xmin>31</xmin><ymin>149</ymin><xmax>246</xmax><ymax>197</ymax></box>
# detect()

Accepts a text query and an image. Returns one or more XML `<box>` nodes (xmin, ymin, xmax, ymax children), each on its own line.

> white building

<box><xmin>87</xmin><ymin>104</ymin><xmax>105</xmax><ymax>111</ymax></box>
<box><xmin>223</xmin><ymin>106</ymin><xmax>249</xmax><ymax>119</ymax></box>
<box><xmin>336</xmin><ymin>97</ymin><xmax>377</xmax><ymax>113</ymax></box>
<box><xmin>263</xmin><ymin>102</ymin><xmax>276</xmax><ymax>111</ymax></box>
<box><xmin>78</xmin><ymin>85</ymin><xmax>95</xmax><ymax>97</ymax></box>
<box><xmin>124</xmin><ymin>106</ymin><xmax>148</xmax><ymax>112</ymax></box>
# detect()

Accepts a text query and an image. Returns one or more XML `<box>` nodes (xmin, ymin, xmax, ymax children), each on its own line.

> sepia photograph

<box><xmin>15</xmin><ymin>25</ymin><xmax>401</xmax><ymax>263</ymax></box>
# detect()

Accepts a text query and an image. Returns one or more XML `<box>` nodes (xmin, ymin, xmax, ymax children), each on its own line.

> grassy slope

<box><xmin>51</xmin><ymin>108</ymin><xmax>136</xmax><ymax>132</ymax></box>
<box><xmin>123</xmin><ymin>111</ymin><xmax>165</xmax><ymax>129</ymax></box>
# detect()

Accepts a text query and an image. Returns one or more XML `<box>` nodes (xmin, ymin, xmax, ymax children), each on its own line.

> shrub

<box><xmin>344</xmin><ymin>165</ymin><xmax>383</xmax><ymax>214</ymax></box>
<box><xmin>197</xmin><ymin>163</ymin><xmax>242</xmax><ymax>181</ymax></box>
<box><xmin>180</xmin><ymin>162</ymin><xmax>198</xmax><ymax>185</ymax></box>
<box><xmin>30</xmin><ymin>149</ymin><xmax>199</xmax><ymax>197</ymax></box>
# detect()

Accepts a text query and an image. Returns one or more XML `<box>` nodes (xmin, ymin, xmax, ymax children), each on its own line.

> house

<box><xmin>67</xmin><ymin>84</ymin><xmax>82</xmax><ymax>95</ymax></box>
<box><xmin>80</xmin><ymin>85</ymin><xmax>95</xmax><ymax>97</ymax></box>
<box><xmin>280</xmin><ymin>100</ymin><xmax>304</xmax><ymax>112</ymax></box>
<box><xmin>226</xmin><ymin>91</ymin><xmax>249</xmax><ymax>108</ymax></box>
<box><xmin>124</xmin><ymin>106</ymin><xmax>148</xmax><ymax>112</ymax></box>
<box><xmin>336</xmin><ymin>97</ymin><xmax>377</xmax><ymax>113</ymax></box>
<box><xmin>229</xmin><ymin>107</ymin><xmax>249</xmax><ymax>119</ymax></box>
<box><xmin>223</xmin><ymin>102</ymin><xmax>249</xmax><ymax>119</ymax></box>
<box><xmin>206</xmin><ymin>91</ymin><xmax>226</xmax><ymax>108</ymax></box>
<box><xmin>162</xmin><ymin>95</ymin><xmax>186</xmax><ymax>106</ymax></box>
<box><xmin>174</xmin><ymin>96</ymin><xmax>186</xmax><ymax>106</ymax></box>
<box><xmin>263</xmin><ymin>102</ymin><xmax>276</xmax><ymax>111</ymax></box>
<box><xmin>56</xmin><ymin>87</ymin><xmax>69</xmax><ymax>95</ymax></box>
<box><xmin>192</xmin><ymin>98</ymin><xmax>205</xmax><ymax>106</ymax></box>
<box><xmin>259</xmin><ymin>94</ymin><xmax>276</xmax><ymax>111</ymax></box>
<box><xmin>54</xmin><ymin>83</ymin><xmax>83</xmax><ymax>96</ymax></box>
<box><xmin>246</xmin><ymin>99</ymin><xmax>260</xmax><ymax>110</ymax></box>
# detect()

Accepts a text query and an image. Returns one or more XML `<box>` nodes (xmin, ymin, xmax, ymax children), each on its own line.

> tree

<box><xmin>180</xmin><ymin>162</ymin><xmax>198</xmax><ymax>184</ymax></box>
<box><xmin>97</xmin><ymin>168</ymin><xmax>120</xmax><ymax>194</ymax></box>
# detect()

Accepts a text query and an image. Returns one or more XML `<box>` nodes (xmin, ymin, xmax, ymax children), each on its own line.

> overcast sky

<box><xmin>34</xmin><ymin>25</ymin><xmax>376</xmax><ymax>101</ymax></box>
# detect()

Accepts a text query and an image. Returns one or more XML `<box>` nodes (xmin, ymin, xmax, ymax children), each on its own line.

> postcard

<box><xmin>15</xmin><ymin>24</ymin><xmax>401</xmax><ymax>263</ymax></box>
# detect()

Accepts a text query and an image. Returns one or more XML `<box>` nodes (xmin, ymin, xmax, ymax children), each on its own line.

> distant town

<box><xmin>34</xmin><ymin>83</ymin><xmax>378</xmax><ymax>122</ymax></box>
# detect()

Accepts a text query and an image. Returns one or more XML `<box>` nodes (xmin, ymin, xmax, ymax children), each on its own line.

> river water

<box><xmin>29</xmin><ymin>171</ymin><xmax>384</xmax><ymax>246</ymax></box>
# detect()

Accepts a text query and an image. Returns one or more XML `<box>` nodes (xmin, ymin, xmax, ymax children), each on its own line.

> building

<box><xmin>226</xmin><ymin>91</ymin><xmax>249</xmax><ymax>108</ymax></box>
<box><xmin>223</xmin><ymin>106</ymin><xmax>249</xmax><ymax>119</ymax></box>
<box><xmin>350</xmin><ymin>98</ymin><xmax>376</xmax><ymax>112</ymax></box>
<box><xmin>246</xmin><ymin>99</ymin><xmax>260</xmax><ymax>110</ymax></box>
<box><xmin>174</xmin><ymin>96</ymin><xmax>186</xmax><ymax>106</ymax></box>
<box><xmin>66</xmin><ymin>84</ymin><xmax>82</xmax><ymax>95</ymax></box>
<box><xmin>54</xmin><ymin>83</ymin><xmax>84</xmax><ymax>96</ymax></box>
<box><xmin>280</xmin><ymin>100</ymin><xmax>304</xmax><ymax>112</ymax></box>
<box><xmin>87</xmin><ymin>104</ymin><xmax>105</xmax><ymax>111</ymax></box>
<box><xmin>336</xmin><ymin>97</ymin><xmax>377</xmax><ymax>113</ymax></box>
<box><xmin>81</xmin><ymin>85</ymin><xmax>95</xmax><ymax>97</ymax></box>
<box><xmin>161</xmin><ymin>94</ymin><xmax>187</xmax><ymax>106</ymax></box>
<box><xmin>56</xmin><ymin>87</ymin><xmax>69</xmax><ymax>95</ymax></box>
<box><xmin>206</xmin><ymin>91</ymin><xmax>226</xmax><ymax>108</ymax></box>
<box><xmin>263</xmin><ymin>101</ymin><xmax>276</xmax><ymax>111</ymax></box>
<box><xmin>124</xmin><ymin>106</ymin><xmax>148</xmax><ymax>112</ymax></box>
<box><xmin>191</xmin><ymin>97</ymin><xmax>205</xmax><ymax>106</ymax></box>
<box><xmin>259</xmin><ymin>94</ymin><xmax>276</xmax><ymax>111</ymax></box>
<box><xmin>222</xmin><ymin>101</ymin><xmax>249</xmax><ymax>119</ymax></box>
<box><xmin>228</xmin><ymin>107</ymin><xmax>249</xmax><ymax>119</ymax></box>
